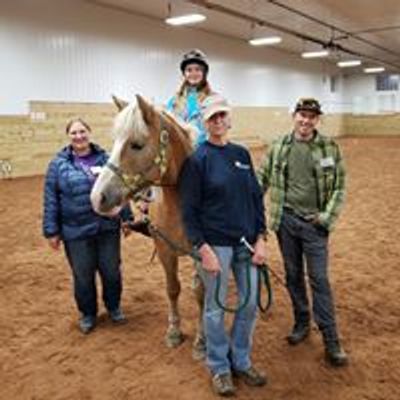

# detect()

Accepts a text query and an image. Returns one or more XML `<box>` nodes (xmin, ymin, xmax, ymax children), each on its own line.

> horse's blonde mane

<box><xmin>162</xmin><ymin>109</ymin><xmax>196</xmax><ymax>145</ymax></box>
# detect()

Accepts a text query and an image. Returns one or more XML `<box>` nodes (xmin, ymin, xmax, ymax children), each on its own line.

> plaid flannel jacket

<box><xmin>257</xmin><ymin>131</ymin><xmax>346</xmax><ymax>232</ymax></box>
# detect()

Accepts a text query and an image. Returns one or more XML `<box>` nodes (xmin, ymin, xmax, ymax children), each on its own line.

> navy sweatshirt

<box><xmin>179</xmin><ymin>141</ymin><xmax>266</xmax><ymax>247</ymax></box>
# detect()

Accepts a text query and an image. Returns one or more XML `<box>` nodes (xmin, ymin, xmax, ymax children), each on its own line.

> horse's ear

<box><xmin>112</xmin><ymin>95</ymin><xmax>129</xmax><ymax>111</ymax></box>
<box><xmin>136</xmin><ymin>94</ymin><xmax>156</xmax><ymax>126</ymax></box>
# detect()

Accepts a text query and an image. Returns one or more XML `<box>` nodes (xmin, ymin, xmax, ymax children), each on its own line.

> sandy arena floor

<box><xmin>1</xmin><ymin>137</ymin><xmax>399</xmax><ymax>400</ymax></box>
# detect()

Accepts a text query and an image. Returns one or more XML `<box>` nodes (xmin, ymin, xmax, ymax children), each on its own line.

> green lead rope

<box><xmin>214</xmin><ymin>260</ymin><xmax>252</xmax><ymax>314</ymax></box>
<box><xmin>200</xmin><ymin>258</ymin><xmax>273</xmax><ymax>314</ymax></box>
<box><xmin>146</xmin><ymin>221</ymin><xmax>273</xmax><ymax>314</ymax></box>
<box><xmin>257</xmin><ymin>263</ymin><xmax>273</xmax><ymax>314</ymax></box>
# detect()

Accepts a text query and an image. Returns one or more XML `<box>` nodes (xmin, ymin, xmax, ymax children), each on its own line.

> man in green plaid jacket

<box><xmin>258</xmin><ymin>98</ymin><xmax>348</xmax><ymax>367</ymax></box>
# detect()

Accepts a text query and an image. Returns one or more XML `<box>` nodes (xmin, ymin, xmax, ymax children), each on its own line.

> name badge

<box><xmin>320</xmin><ymin>157</ymin><xmax>334</xmax><ymax>168</ymax></box>
<box><xmin>234</xmin><ymin>161</ymin><xmax>250</xmax><ymax>170</ymax></box>
<box><xmin>90</xmin><ymin>166</ymin><xmax>103</xmax><ymax>175</ymax></box>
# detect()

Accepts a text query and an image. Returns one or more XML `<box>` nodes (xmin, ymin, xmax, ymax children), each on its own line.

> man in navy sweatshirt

<box><xmin>179</xmin><ymin>94</ymin><xmax>267</xmax><ymax>397</ymax></box>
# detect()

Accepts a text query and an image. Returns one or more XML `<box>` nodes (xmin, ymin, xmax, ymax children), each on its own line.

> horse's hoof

<box><xmin>192</xmin><ymin>337</ymin><xmax>206</xmax><ymax>361</ymax></box>
<box><xmin>165</xmin><ymin>329</ymin><xmax>184</xmax><ymax>348</ymax></box>
<box><xmin>192</xmin><ymin>345</ymin><xmax>206</xmax><ymax>361</ymax></box>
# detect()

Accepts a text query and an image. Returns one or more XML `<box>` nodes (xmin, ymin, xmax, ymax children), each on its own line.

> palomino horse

<box><xmin>91</xmin><ymin>95</ymin><xmax>205</xmax><ymax>358</ymax></box>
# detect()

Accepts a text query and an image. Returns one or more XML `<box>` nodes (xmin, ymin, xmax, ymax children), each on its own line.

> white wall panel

<box><xmin>343</xmin><ymin>74</ymin><xmax>400</xmax><ymax>113</ymax></box>
<box><xmin>0</xmin><ymin>0</ymin><xmax>343</xmax><ymax>114</ymax></box>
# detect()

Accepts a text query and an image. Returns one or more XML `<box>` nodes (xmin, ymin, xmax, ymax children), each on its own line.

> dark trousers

<box><xmin>64</xmin><ymin>230</ymin><xmax>122</xmax><ymax>317</ymax></box>
<box><xmin>277</xmin><ymin>210</ymin><xmax>338</xmax><ymax>336</ymax></box>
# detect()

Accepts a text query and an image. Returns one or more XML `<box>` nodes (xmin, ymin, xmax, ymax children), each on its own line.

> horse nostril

<box><xmin>96</xmin><ymin>188</ymin><xmax>123</xmax><ymax>213</ymax></box>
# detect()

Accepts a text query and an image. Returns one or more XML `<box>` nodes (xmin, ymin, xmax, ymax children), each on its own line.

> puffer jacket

<box><xmin>42</xmin><ymin>143</ymin><xmax>131</xmax><ymax>241</ymax></box>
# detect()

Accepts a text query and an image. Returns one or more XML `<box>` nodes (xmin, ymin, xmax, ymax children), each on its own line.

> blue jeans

<box><xmin>64</xmin><ymin>230</ymin><xmax>122</xmax><ymax>317</ymax></box>
<box><xmin>277</xmin><ymin>210</ymin><xmax>337</xmax><ymax>334</ymax></box>
<box><xmin>200</xmin><ymin>245</ymin><xmax>258</xmax><ymax>375</ymax></box>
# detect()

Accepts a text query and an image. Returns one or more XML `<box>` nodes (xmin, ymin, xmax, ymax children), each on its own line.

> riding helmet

<box><xmin>180</xmin><ymin>49</ymin><xmax>209</xmax><ymax>75</ymax></box>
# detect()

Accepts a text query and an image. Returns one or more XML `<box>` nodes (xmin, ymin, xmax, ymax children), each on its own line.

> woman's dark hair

<box><xmin>65</xmin><ymin>118</ymin><xmax>92</xmax><ymax>134</ymax></box>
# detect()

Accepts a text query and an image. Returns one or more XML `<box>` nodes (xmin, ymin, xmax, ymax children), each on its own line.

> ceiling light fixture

<box><xmin>301</xmin><ymin>50</ymin><xmax>330</xmax><ymax>58</ymax></box>
<box><xmin>249</xmin><ymin>36</ymin><xmax>282</xmax><ymax>46</ymax></box>
<box><xmin>165</xmin><ymin>13</ymin><xmax>206</xmax><ymax>26</ymax></box>
<box><xmin>337</xmin><ymin>60</ymin><xmax>362</xmax><ymax>67</ymax></box>
<box><xmin>364</xmin><ymin>67</ymin><xmax>385</xmax><ymax>73</ymax></box>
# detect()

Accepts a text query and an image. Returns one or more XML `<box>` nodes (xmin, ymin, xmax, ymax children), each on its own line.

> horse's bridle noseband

<box><xmin>105</xmin><ymin>112</ymin><xmax>172</xmax><ymax>200</ymax></box>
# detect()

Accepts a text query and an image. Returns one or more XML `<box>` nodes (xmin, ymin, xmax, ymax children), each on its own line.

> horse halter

<box><xmin>106</xmin><ymin>113</ymin><xmax>171</xmax><ymax>199</ymax></box>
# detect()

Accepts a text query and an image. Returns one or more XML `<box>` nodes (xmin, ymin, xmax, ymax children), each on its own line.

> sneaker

<box><xmin>233</xmin><ymin>366</ymin><xmax>267</xmax><ymax>387</ymax></box>
<box><xmin>212</xmin><ymin>373</ymin><xmax>236</xmax><ymax>397</ymax></box>
<box><xmin>79</xmin><ymin>315</ymin><xmax>96</xmax><ymax>334</ymax></box>
<box><xmin>324</xmin><ymin>340</ymin><xmax>349</xmax><ymax>367</ymax></box>
<box><xmin>109</xmin><ymin>308</ymin><xmax>127</xmax><ymax>324</ymax></box>
<box><xmin>286</xmin><ymin>323</ymin><xmax>310</xmax><ymax>345</ymax></box>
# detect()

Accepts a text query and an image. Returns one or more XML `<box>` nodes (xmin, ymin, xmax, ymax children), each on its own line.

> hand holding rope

<box><xmin>240</xmin><ymin>237</ymin><xmax>273</xmax><ymax>314</ymax></box>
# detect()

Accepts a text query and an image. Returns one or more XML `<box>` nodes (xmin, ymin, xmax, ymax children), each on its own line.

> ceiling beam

<box><xmin>266</xmin><ymin>0</ymin><xmax>400</xmax><ymax>58</ymax></box>
<box><xmin>187</xmin><ymin>0</ymin><xmax>400</xmax><ymax>70</ymax></box>
<box><xmin>335</xmin><ymin>24</ymin><xmax>400</xmax><ymax>40</ymax></box>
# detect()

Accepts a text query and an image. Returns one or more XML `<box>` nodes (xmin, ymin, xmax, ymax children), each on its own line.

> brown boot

<box><xmin>324</xmin><ymin>340</ymin><xmax>349</xmax><ymax>367</ymax></box>
<box><xmin>322</xmin><ymin>329</ymin><xmax>349</xmax><ymax>367</ymax></box>
<box><xmin>286</xmin><ymin>323</ymin><xmax>310</xmax><ymax>345</ymax></box>
<box><xmin>212</xmin><ymin>373</ymin><xmax>236</xmax><ymax>397</ymax></box>
<box><xmin>232</xmin><ymin>366</ymin><xmax>267</xmax><ymax>387</ymax></box>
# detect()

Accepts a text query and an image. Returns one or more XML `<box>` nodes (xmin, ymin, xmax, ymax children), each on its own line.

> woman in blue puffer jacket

<box><xmin>42</xmin><ymin>118</ymin><xmax>132</xmax><ymax>334</ymax></box>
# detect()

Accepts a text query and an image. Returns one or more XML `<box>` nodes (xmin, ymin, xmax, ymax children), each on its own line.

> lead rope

<box><xmin>213</xmin><ymin>256</ymin><xmax>253</xmax><ymax>314</ymax></box>
<box><xmin>213</xmin><ymin>256</ymin><xmax>273</xmax><ymax>314</ymax></box>
<box><xmin>146</xmin><ymin>220</ymin><xmax>273</xmax><ymax>314</ymax></box>
<box><xmin>257</xmin><ymin>263</ymin><xmax>273</xmax><ymax>313</ymax></box>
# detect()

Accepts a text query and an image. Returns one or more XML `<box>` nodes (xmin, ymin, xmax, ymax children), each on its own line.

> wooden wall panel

<box><xmin>343</xmin><ymin>114</ymin><xmax>400</xmax><ymax>136</ymax></box>
<box><xmin>1</xmin><ymin>100</ymin><xmax>399</xmax><ymax>178</ymax></box>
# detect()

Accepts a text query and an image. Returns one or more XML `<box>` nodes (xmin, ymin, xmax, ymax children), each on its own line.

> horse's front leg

<box><xmin>192</xmin><ymin>269</ymin><xmax>206</xmax><ymax>360</ymax></box>
<box><xmin>157</xmin><ymin>245</ymin><xmax>184</xmax><ymax>348</ymax></box>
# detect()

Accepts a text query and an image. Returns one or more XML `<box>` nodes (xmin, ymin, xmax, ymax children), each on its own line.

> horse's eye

<box><xmin>130</xmin><ymin>142</ymin><xmax>144</xmax><ymax>151</ymax></box>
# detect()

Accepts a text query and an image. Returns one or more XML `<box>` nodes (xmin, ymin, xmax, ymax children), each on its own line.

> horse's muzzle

<box><xmin>92</xmin><ymin>186</ymin><xmax>124</xmax><ymax>216</ymax></box>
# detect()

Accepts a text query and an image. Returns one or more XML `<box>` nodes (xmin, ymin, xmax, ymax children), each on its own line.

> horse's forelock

<box><xmin>108</xmin><ymin>99</ymin><xmax>149</xmax><ymax>167</ymax></box>
<box><xmin>112</xmin><ymin>99</ymin><xmax>149</xmax><ymax>143</ymax></box>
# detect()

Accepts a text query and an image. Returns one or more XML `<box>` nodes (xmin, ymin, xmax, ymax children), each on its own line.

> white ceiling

<box><xmin>86</xmin><ymin>0</ymin><xmax>400</xmax><ymax>71</ymax></box>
